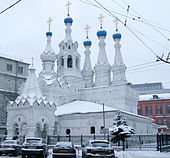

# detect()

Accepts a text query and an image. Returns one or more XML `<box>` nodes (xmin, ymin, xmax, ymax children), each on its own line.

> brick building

<box><xmin>131</xmin><ymin>82</ymin><xmax>170</xmax><ymax>133</ymax></box>
<box><xmin>138</xmin><ymin>93</ymin><xmax>170</xmax><ymax>133</ymax></box>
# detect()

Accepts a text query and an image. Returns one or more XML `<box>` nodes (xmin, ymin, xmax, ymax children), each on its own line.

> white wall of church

<box><xmin>7</xmin><ymin>101</ymin><xmax>56</xmax><ymax>138</ymax></box>
<box><xmin>55</xmin><ymin>110</ymin><xmax>157</xmax><ymax>135</ymax></box>
<box><xmin>80</xmin><ymin>85</ymin><xmax>138</xmax><ymax>114</ymax></box>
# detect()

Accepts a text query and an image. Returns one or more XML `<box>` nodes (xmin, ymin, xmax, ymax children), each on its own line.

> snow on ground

<box><xmin>115</xmin><ymin>151</ymin><xmax>170</xmax><ymax>158</ymax></box>
<box><xmin>0</xmin><ymin>150</ymin><xmax>169</xmax><ymax>158</ymax></box>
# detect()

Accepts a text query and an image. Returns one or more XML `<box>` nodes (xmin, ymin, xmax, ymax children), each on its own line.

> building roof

<box><xmin>55</xmin><ymin>101</ymin><xmax>114</xmax><ymax>116</ymax></box>
<box><xmin>139</xmin><ymin>93</ymin><xmax>170</xmax><ymax>101</ymax></box>
<box><xmin>20</xmin><ymin>66</ymin><xmax>42</xmax><ymax>99</ymax></box>
<box><xmin>55</xmin><ymin>100</ymin><xmax>153</xmax><ymax>121</ymax></box>
<box><xmin>0</xmin><ymin>53</ymin><xmax>30</xmax><ymax>65</ymax></box>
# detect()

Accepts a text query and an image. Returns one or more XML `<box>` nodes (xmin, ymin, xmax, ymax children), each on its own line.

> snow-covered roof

<box><xmin>139</xmin><ymin>93</ymin><xmax>170</xmax><ymax>101</ymax></box>
<box><xmin>0</xmin><ymin>53</ymin><xmax>29</xmax><ymax>64</ymax></box>
<box><xmin>55</xmin><ymin>101</ymin><xmax>115</xmax><ymax>116</ymax></box>
<box><xmin>21</xmin><ymin>66</ymin><xmax>42</xmax><ymax>99</ymax></box>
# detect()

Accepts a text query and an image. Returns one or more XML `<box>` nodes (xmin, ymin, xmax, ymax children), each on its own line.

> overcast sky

<box><xmin>0</xmin><ymin>0</ymin><xmax>170</xmax><ymax>88</ymax></box>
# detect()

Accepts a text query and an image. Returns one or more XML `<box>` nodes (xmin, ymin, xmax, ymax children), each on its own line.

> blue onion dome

<box><xmin>64</xmin><ymin>17</ymin><xmax>73</xmax><ymax>24</ymax></box>
<box><xmin>113</xmin><ymin>29</ymin><xmax>122</xmax><ymax>39</ymax></box>
<box><xmin>46</xmin><ymin>32</ymin><xmax>52</xmax><ymax>36</ymax></box>
<box><xmin>97</xmin><ymin>29</ymin><xmax>107</xmax><ymax>37</ymax></box>
<box><xmin>83</xmin><ymin>40</ymin><xmax>92</xmax><ymax>47</ymax></box>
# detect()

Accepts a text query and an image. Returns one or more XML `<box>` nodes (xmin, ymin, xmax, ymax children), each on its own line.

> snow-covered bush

<box><xmin>109</xmin><ymin>112</ymin><xmax>135</xmax><ymax>143</ymax></box>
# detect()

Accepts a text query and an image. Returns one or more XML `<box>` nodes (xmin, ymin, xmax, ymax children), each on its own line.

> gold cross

<box><xmin>66</xmin><ymin>0</ymin><xmax>72</xmax><ymax>15</ymax></box>
<box><xmin>114</xmin><ymin>17</ymin><xmax>120</xmax><ymax>30</ymax></box>
<box><xmin>47</xmin><ymin>17</ymin><xmax>53</xmax><ymax>31</ymax></box>
<box><xmin>98</xmin><ymin>13</ymin><xmax>105</xmax><ymax>28</ymax></box>
<box><xmin>84</xmin><ymin>24</ymin><xmax>91</xmax><ymax>38</ymax></box>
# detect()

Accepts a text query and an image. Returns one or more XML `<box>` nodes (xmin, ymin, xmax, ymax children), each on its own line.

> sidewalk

<box><xmin>116</xmin><ymin>151</ymin><xmax>170</xmax><ymax>158</ymax></box>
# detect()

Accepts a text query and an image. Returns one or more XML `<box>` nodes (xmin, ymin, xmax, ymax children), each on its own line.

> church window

<box><xmin>42</xmin><ymin>119</ymin><xmax>44</xmax><ymax>122</ymax></box>
<box><xmin>61</xmin><ymin>57</ymin><xmax>64</xmax><ymax>67</ymax></box>
<box><xmin>90</xmin><ymin>126</ymin><xmax>95</xmax><ymax>134</ymax></box>
<box><xmin>76</xmin><ymin>57</ymin><xmax>79</xmax><ymax>68</ymax></box>
<box><xmin>18</xmin><ymin>118</ymin><xmax>20</xmax><ymax>122</ymax></box>
<box><xmin>68</xmin><ymin>46</ymin><xmax>71</xmax><ymax>49</ymax></box>
<box><xmin>66</xmin><ymin>129</ymin><xmax>71</xmax><ymax>135</ymax></box>
<box><xmin>67</xmin><ymin>56</ymin><xmax>72</xmax><ymax>68</ymax></box>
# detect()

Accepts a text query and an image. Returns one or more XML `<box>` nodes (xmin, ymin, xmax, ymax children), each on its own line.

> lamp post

<box><xmin>102</xmin><ymin>103</ymin><xmax>106</xmax><ymax>139</ymax></box>
<box><xmin>102</xmin><ymin>103</ymin><xmax>105</xmax><ymax>128</ymax></box>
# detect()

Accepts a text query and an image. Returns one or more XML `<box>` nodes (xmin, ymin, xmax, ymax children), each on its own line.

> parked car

<box><xmin>21</xmin><ymin>137</ymin><xmax>48</xmax><ymax>158</ymax></box>
<box><xmin>52</xmin><ymin>142</ymin><xmax>76</xmax><ymax>158</ymax></box>
<box><xmin>0</xmin><ymin>139</ymin><xmax>21</xmax><ymax>156</ymax></box>
<box><xmin>82</xmin><ymin>140</ymin><xmax>115</xmax><ymax>158</ymax></box>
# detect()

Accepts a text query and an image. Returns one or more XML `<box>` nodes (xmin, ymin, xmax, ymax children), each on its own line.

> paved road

<box><xmin>0</xmin><ymin>150</ymin><xmax>82</xmax><ymax>158</ymax></box>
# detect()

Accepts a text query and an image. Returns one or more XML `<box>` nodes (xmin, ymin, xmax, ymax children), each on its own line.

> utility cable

<box><xmin>120</xmin><ymin>0</ymin><xmax>170</xmax><ymax>41</ymax></box>
<box><xmin>93</xmin><ymin>0</ymin><xmax>158</xmax><ymax>57</ymax></box>
<box><xmin>0</xmin><ymin>0</ymin><xmax>22</xmax><ymax>15</ymax></box>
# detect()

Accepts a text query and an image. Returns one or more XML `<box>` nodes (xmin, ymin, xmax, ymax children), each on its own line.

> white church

<box><xmin>6</xmin><ymin>10</ymin><xmax>157</xmax><ymax>138</ymax></box>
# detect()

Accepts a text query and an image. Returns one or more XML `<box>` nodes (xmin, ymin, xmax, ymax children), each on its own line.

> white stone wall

<box><xmin>55</xmin><ymin>110</ymin><xmax>157</xmax><ymax>135</ymax></box>
<box><xmin>79</xmin><ymin>84</ymin><xmax>138</xmax><ymax>114</ymax></box>
<box><xmin>7</xmin><ymin>101</ymin><xmax>56</xmax><ymax>137</ymax></box>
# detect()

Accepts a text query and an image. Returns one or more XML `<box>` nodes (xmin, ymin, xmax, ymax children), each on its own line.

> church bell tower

<box><xmin>57</xmin><ymin>2</ymin><xmax>82</xmax><ymax>82</ymax></box>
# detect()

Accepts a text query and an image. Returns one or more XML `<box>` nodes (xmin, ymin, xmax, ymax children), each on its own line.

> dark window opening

<box><xmin>167</xmin><ymin>119</ymin><xmax>170</xmax><ymax>128</ymax></box>
<box><xmin>76</xmin><ymin>57</ymin><xmax>79</xmax><ymax>69</ymax></box>
<box><xmin>18</xmin><ymin>66</ymin><xmax>23</xmax><ymax>74</ymax></box>
<box><xmin>145</xmin><ymin>106</ymin><xmax>152</xmax><ymax>115</ymax></box>
<box><xmin>156</xmin><ymin>105</ymin><xmax>163</xmax><ymax>115</ymax></box>
<box><xmin>66</xmin><ymin>129</ymin><xmax>71</xmax><ymax>135</ymax></box>
<box><xmin>7</xmin><ymin>64</ymin><xmax>12</xmax><ymax>72</ymax></box>
<box><xmin>90</xmin><ymin>126</ymin><xmax>95</xmax><ymax>134</ymax></box>
<box><xmin>61</xmin><ymin>57</ymin><xmax>64</xmax><ymax>67</ymax></box>
<box><xmin>166</xmin><ymin>105</ymin><xmax>170</xmax><ymax>114</ymax></box>
<box><xmin>67</xmin><ymin>56</ymin><xmax>72</xmax><ymax>68</ymax></box>
<box><xmin>68</xmin><ymin>46</ymin><xmax>71</xmax><ymax>49</ymax></box>
<box><xmin>138</xmin><ymin>106</ymin><xmax>142</xmax><ymax>115</ymax></box>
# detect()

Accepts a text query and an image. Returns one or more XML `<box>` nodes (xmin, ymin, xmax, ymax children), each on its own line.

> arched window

<box><xmin>90</xmin><ymin>126</ymin><xmax>95</xmax><ymax>134</ymax></box>
<box><xmin>66</xmin><ymin>129</ymin><xmax>71</xmax><ymax>135</ymax></box>
<box><xmin>67</xmin><ymin>55</ymin><xmax>72</xmax><ymax>68</ymax></box>
<box><xmin>61</xmin><ymin>56</ymin><xmax>64</xmax><ymax>67</ymax></box>
<box><xmin>68</xmin><ymin>46</ymin><xmax>71</xmax><ymax>49</ymax></box>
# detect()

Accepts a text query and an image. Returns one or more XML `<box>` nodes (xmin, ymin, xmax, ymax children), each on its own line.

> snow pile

<box><xmin>55</xmin><ymin>101</ymin><xmax>115</xmax><ymax>116</ymax></box>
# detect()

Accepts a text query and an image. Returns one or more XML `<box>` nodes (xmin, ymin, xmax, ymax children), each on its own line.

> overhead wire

<box><xmin>120</xmin><ymin>0</ymin><xmax>170</xmax><ymax>41</ymax></box>
<box><xmin>78</xmin><ymin>0</ymin><xmax>170</xmax><ymax>60</ymax></box>
<box><xmin>1</xmin><ymin>0</ymin><xmax>168</xmax><ymax>92</ymax></box>
<box><xmin>0</xmin><ymin>0</ymin><xmax>22</xmax><ymax>15</ymax></box>
<box><xmin>93</xmin><ymin>0</ymin><xmax>158</xmax><ymax>57</ymax></box>
<box><xmin>18</xmin><ymin>60</ymin><xmax>167</xmax><ymax>93</ymax></box>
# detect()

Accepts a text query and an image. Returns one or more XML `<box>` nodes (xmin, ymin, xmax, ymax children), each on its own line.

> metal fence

<box><xmin>47</xmin><ymin>134</ymin><xmax>160</xmax><ymax>151</ymax></box>
<box><xmin>0</xmin><ymin>134</ymin><xmax>169</xmax><ymax>151</ymax></box>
